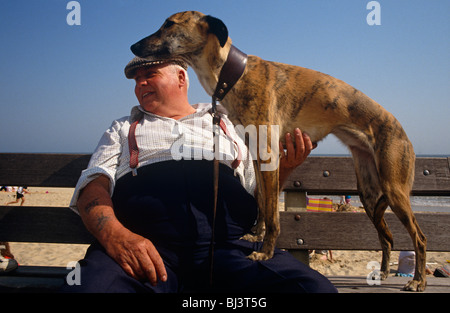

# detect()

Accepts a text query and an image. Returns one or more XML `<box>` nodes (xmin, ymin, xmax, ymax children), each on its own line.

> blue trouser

<box><xmin>63</xmin><ymin>160</ymin><xmax>337</xmax><ymax>293</ymax></box>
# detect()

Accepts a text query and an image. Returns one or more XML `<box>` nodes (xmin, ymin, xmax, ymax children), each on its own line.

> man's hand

<box><xmin>104</xmin><ymin>228</ymin><xmax>167</xmax><ymax>286</ymax></box>
<box><xmin>278</xmin><ymin>128</ymin><xmax>316</xmax><ymax>189</ymax></box>
<box><xmin>78</xmin><ymin>175</ymin><xmax>167</xmax><ymax>286</ymax></box>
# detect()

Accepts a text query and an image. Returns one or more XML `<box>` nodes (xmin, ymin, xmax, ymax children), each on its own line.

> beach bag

<box><xmin>434</xmin><ymin>264</ymin><xmax>450</xmax><ymax>278</ymax></box>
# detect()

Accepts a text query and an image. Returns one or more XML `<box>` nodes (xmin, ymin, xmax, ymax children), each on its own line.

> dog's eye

<box><xmin>163</xmin><ymin>20</ymin><xmax>175</xmax><ymax>29</ymax></box>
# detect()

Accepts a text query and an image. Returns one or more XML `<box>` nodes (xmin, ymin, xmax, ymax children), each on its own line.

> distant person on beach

<box><xmin>340</xmin><ymin>195</ymin><xmax>351</xmax><ymax>204</ymax></box>
<box><xmin>5</xmin><ymin>186</ymin><xmax>29</xmax><ymax>206</ymax></box>
<box><xmin>63</xmin><ymin>56</ymin><xmax>336</xmax><ymax>293</ymax></box>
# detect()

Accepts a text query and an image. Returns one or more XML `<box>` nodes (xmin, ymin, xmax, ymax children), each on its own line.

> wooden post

<box><xmin>284</xmin><ymin>190</ymin><xmax>309</xmax><ymax>266</ymax></box>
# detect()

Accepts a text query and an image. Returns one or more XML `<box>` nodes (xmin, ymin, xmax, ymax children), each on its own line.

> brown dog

<box><xmin>130</xmin><ymin>11</ymin><xmax>427</xmax><ymax>291</ymax></box>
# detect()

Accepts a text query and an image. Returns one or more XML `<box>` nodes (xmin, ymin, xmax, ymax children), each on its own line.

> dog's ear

<box><xmin>204</xmin><ymin>15</ymin><xmax>228</xmax><ymax>47</ymax></box>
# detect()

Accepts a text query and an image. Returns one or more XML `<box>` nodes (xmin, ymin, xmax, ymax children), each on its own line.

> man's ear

<box><xmin>177</xmin><ymin>68</ymin><xmax>187</xmax><ymax>87</ymax></box>
<box><xmin>203</xmin><ymin>15</ymin><xmax>228</xmax><ymax>47</ymax></box>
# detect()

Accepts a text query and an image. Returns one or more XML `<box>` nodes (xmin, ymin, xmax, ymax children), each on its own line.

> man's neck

<box><xmin>149</xmin><ymin>101</ymin><xmax>195</xmax><ymax>120</ymax></box>
<box><xmin>169</xmin><ymin>105</ymin><xmax>196</xmax><ymax>120</ymax></box>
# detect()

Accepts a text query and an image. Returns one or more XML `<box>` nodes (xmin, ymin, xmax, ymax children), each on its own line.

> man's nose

<box><xmin>135</xmin><ymin>77</ymin><xmax>148</xmax><ymax>86</ymax></box>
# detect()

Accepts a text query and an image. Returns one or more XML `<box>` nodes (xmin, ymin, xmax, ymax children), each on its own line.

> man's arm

<box><xmin>279</xmin><ymin>128</ymin><xmax>315</xmax><ymax>189</ymax></box>
<box><xmin>77</xmin><ymin>175</ymin><xmax>167</xmax><ymax>286</ymax></box>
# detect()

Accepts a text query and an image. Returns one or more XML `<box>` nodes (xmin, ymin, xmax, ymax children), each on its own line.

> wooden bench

<box><xmin>0</xmin><ymin>153</ymin><xmax>449</xmax><ymax>292</ymax></box>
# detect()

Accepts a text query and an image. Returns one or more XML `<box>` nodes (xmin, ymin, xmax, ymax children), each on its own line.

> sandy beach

<box><xmin>1</xmin><ymin>187</ymin><xmax>449</xmax><ymax>278</ymax></box>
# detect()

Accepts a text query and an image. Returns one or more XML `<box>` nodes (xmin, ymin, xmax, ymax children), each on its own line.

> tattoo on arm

<box><xmin>96</xmin><ymin>212</ymin><xmax>110</xmax><ymax>232</ymax></box>
<box><xmin>84</xmin><ymin>198</ymin><xmax>99</xmax><ymax>214</ymax></box>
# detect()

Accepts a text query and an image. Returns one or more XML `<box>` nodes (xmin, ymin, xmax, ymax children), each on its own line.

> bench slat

<box><xmin>1</xmin><ymin>154</ymin><xmax>449</xmax><ymax>195</ymax></box>
<box><xmin>284</xmin><ymin>156</ymin><xmax>450</xmax><ymax>196</ymax></box>
<box><xmin>278</xmin><ymin>211</ymin><xmax>450</xmax><ymax>251</ymax></box>
<box><xmin>0</xmin><ymin>206</ymin><xmax>93</xmax><ymax>244</ymax></box>
<box><xmin>1</xmin><ymin>205</ymin><xmax>448</xmax><ymax>252</ymax></box>
<box><xmin>0</xmin><ymin>153</ymin><xmax>91</xmax><ymax>187</ymax></box>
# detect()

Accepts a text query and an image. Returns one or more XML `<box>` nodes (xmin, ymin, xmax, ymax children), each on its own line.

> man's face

<box><xmin>133</xmin><ymin>64</ymin><xmax>180</xmax><ymax>114</ymax></box>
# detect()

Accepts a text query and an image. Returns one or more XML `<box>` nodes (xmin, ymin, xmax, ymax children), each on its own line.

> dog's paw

<box><xmin>402</xmin><ymin>279</ymin><xmax>427</xmax><ymax>292</ymax></box>
<box><xmin>247</xmin><ymin>251</ymin><xmax>273</xmax><ymax>261</ymax></box>
<box><xmin>240</xmin><ymin>233</ymin><xmax>263</xmax><ymax>242</ymax></box>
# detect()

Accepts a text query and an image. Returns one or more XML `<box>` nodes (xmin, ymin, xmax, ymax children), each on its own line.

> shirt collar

<box><xmin>129</xmin><ymin>103</ymin><xmax>228</xmax><ymax>123</ymax></box>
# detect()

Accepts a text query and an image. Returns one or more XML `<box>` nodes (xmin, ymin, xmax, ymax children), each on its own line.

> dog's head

<box><xmin>131</xmin><ymin>11</ymin><xmax>228</xmax><ymax>64</ymax></box>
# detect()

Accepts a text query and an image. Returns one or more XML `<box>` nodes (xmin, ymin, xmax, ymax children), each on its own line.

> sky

<box><xmin>0</xmin><ymin>0</ymin><xmax>449</xmax><ymax>155</ymax></box>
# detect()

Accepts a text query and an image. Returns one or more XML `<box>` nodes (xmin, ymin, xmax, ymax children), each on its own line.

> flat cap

<box><xmin>124</xmin><ymin>57</ymin><xmax>188</xmax><ymax>79</ymax></box>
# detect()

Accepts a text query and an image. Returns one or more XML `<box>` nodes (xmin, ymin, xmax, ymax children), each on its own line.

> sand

<box><xmin>1</xmin><ymin>187</ymin><xmax>449</xmax><ymax>277</ymax></box>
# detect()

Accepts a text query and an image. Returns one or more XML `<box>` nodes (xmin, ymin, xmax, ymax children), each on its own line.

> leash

<box><xmin>209</xmin><ymin>45</ymin><xmax>247</xmax><ymax>288</ymax></box>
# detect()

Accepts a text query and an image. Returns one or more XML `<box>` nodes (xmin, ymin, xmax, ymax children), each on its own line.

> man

<box><xmin>63</xmin><ymin>57</ymin><xmax>337</xmax><ymax>293</ymax></box>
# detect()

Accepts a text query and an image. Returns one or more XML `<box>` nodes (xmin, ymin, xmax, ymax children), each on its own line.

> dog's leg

<box><xmin>350</xmin><ymin>147</ymin><xmax>393</xmax><ymax>280</ymax></box>
<box><xmin>370</xmin><ymin>196</ymin><xmax>392</xmax><ymax>280</ymax></box>
<box><xmin>247</xmin><ymin>123</ymin><xmax>280</xmax><ymax>261</ymax></box>
<box><xmin>388</xmin><ymin>192</ymin><xmax>427</xmax><ymax>291</ymax></box>
<box><xmin>247</xmin><ymin>168</ymin><xmax>279</xmax><ymax>261</ymax></box>
<box><xmin>377</xmin><ymin>141</ymin><xmax>427</xmax><ymax>291</ymax></box>
<box><xmin>240</xmin><ymin>160</ymin><xmax>265</xmax><ymax>242</ymax></box>
<box><xmin>383</xmin><ymin>184</ymin><xmax>427</xmax><ymax>291</ymax></box>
